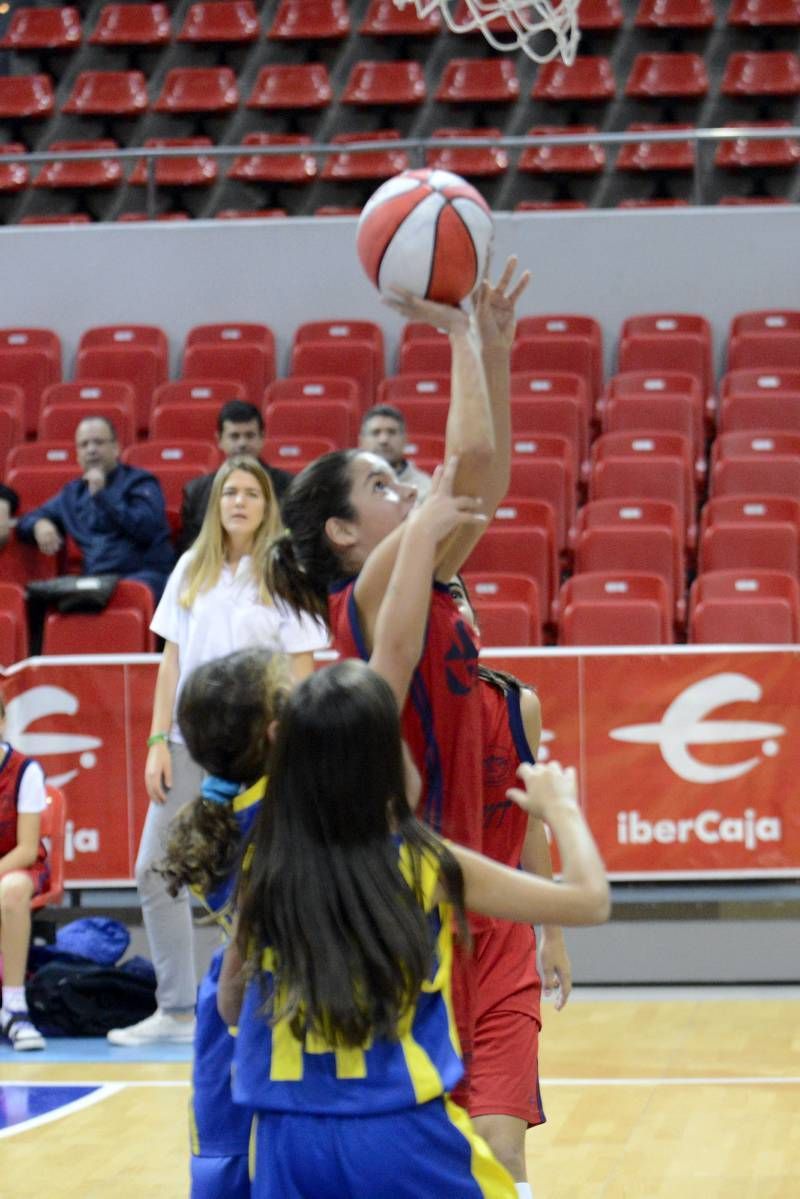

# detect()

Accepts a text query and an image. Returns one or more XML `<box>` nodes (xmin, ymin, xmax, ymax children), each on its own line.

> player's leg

<box><xmin>0</xmin><ymin>870</ymin><xmax>45</xmax><ymax>1050</ymax></box>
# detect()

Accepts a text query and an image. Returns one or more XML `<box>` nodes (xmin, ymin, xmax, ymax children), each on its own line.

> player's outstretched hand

<box><xmin>474</xmin><ymin>254</ymin><xmax>531</xmax><ymax>351</ymax></box>
<box><xmin>412</xmin><ymin>455</ymin><xmax>487</xmax><ymax>543</ymax></box>
<box><xmin>507</xmin><ymin>761</ymin><xmax>578</xmax><ymax>822</ymax></box>
<box><xmin>382</xmin><ymin>288</ymin><xmax>471</xmax><ymax>336</ymax></box>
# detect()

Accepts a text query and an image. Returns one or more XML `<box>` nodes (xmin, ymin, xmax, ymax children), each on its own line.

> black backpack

<box><xmin>26</xmin><ymin>960</ymin><xmax>157</xmax><ymax>1036</ymax></box>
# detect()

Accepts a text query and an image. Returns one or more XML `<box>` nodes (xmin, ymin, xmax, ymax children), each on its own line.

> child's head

<box><xmin>160</xmin><ymin>648</ymin><xmax>291</xmax><ymax>899</ymax></box>
<box><xmin>268</xmin><ymin>450</ymin><xmax>416</xmax><ymax>621</ymax></box>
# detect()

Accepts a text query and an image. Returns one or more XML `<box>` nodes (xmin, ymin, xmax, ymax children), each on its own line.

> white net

<box><xmin>395</xmin><ymin>0</ymin><xmax>581</xmax><ymax>65</ymax></box>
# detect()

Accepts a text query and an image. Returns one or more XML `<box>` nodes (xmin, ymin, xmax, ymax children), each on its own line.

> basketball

<box><xmin>356</xmin><ymin>168</ymin><xmax>494</xmax><ymax>307</ymax></box>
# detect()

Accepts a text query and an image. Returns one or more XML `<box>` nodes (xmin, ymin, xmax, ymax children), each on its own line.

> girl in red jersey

<box><xmin>0</xmin><ymin>690</ymin><xmax>49</xmax><ymax>1051</ymax></box>
<box><xmin>450</xmin><ymin>576</ymin><xmax>573</xmax><ymax>1199</ymax></box>
<box><xmin>266</xmin><ymin>259</ymin><xmax>529</xmax><ymax>1080</ymax></box>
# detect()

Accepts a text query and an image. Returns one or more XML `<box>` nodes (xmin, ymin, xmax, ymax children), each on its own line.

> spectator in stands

<box><xmin>359</xmin><ymin>404</ymin><xmax>432</xmax><ymax>502</ymax></box>
<box><xmin>0</xmin><ymin>482</ymin><xmax>18</xmax><ymax>549</ymax></box>
<box><xmin>177</xmin><ymin>400</ymin><xmax>293</xmax><ymax>553</ymax></box>
<box><xmin>16</xmin><ymin>416</ymin><xmax>174</xmax><ymax>601</ymax></box>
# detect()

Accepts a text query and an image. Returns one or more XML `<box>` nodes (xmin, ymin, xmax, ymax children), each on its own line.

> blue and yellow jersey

<box><xmin>231</xmin><ymin>840</ymin><xmax>464</xmax><ymax>1116</ymax></box>
<box><xmin>192</xmin><ymin>776</ymin><xmax>266</xmax><ymax>937</ymax></box>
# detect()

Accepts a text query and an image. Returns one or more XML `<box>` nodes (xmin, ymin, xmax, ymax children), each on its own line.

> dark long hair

<box><xmin>158</xmin><ymin>648</ymin><xmax>291</xmax><ymax>899</ymax></box>
<box><xmin>266</xmin><ymin>449</ymin><xmax>357</xmax><ymax>626</ymax></box>
<box><xmin>236</xmin><ymin>659</ymin><xmax>467</xmax><ymax>1047</ymax></box>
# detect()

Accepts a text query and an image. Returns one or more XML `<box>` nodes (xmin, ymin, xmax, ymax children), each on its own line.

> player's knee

<box><xmin>0</xmin><ymin>872</ymin><xmax>34</xmax><ymax>914</ymax></box>
<box><xmin>475</xmin><ymin>1115</ymin><xmax>527</xmax><ymax>1181</ymax></box>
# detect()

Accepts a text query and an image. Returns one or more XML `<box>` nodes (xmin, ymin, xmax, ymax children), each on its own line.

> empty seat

<box><xmin>615</xmin><ymin>123</ymin><xmax>695</xmax><ymax>172</ymax></box>
<box><xmin>0</xmin><ymin>407</ymin><xmax>20</xmax><ymax>467</ymax></box>
<box><xmin>699</xmin><ymin>521</ymin><xmax>799</xmax><ymax>577</ymax></box>
<box><xmin>700</xmin><ymin>494</ymin><xmax>800</xmax><ymax>542</ymax></box>
<box><xmin>0</xmin><ymin>582</ymin><xmax>28</xmax><ymax>665</ymax></box>
<box><xmin>574</xmin><ymin>524</ymin><xmax>683</xmax><ymax>624</ymax></box>
<box><xmin>0</xmin><ymin>382</ymin><xmax>25</xmax><ymax>430</ymax></box>
<box><xmin>182</xmin><ymin>342</ymin><xmax>275</xmax><ymax>408</ymax></box>
<box><xmin>731</xmin><ymin>309</ymin><xmax>800</xmax><ymax>337</ymax></box>
<box><xmin>532</xmin><ymin>56</ymin><xmax>616</xmax><ymax>102</ymax></box>
<box><xmin>140</xmin><ymin>461</ymin><xmax>199</xmax><ymax>532</ymax></box>
<box><xmin>90</xmin><ymin>4</ymin><xmax>172</xmax><ymax>47</ymax></box>
<box><xmin>511</xmin><ymin>334</ymin><xmax>597</xmax><ymax>409</ymax></box>
<box><xmin>601</xmin><ymin>368</ymin><xmax>707</xmax><ymax>438</ymax></box>
<box><xmin>268</xmin><ymin>0</ymin><xmax>351</xmax><ymax>40</ymax></box>
<box><xmin>511</xmin><ymin>369</ymin><xmax>591</xmax><ymax>431</ymax></box>
<box><xmin>247</xmin><ymin>63</ymin><xmax>332</xmax><ymax>111</ymax></box>
<box><xmin>265</xmin><ymin>376</ymin><xmax>361</xmax><ymax>409</ymax></box>
<box><xmin>39</xmin><ymin>400</ymin><xmax>135</xmax><ymax>446</ymax></box>
<box><xmin>402</xmin><ymin>432</ymin><xmax>445</xmax><ymax>473</ymax></box>
<box><xmin>342</xmin><ymin>60</ymin><xmax>427</xmax><ymax>107</ymax></box>
<box><xmin>154</xmin><ymin>68</ymin><xmax>239</xmax><ymax>114</ymax></box>
<box><xmin>689</xmin><ymin>570</ymin><xmax>800</xmax><ymax>644</ymax></box>
<box><xmin>436</xmin><ymin>57</ymin><xmax>520</xmax><ymax>104</ymax></box>
<box><xmin>728</xmin><ymin>0</ymin><xmax>800</xmax><ymax>25</ymax></box>
<box><xmin>603</xmin><ymin>394</ymin><xmax>703</xmax><ymax>480</ymax></box>
<box><xmin>508</xmin><ymin>441</ymin><xmax>577</xmax><ymax>551</ymax></box>
<box><xmin>360</xmin><ymin>0</ymin><xmax>442</xmax><ymax>36</ymax></box>
<box><xmin>0</xmin><ymin>144</ymin><xmax>29</xmax><ymax>193</ymax></box>
<box><xmin>464</xmin><ymin>525</ymin><xmax>557</xmax><ymax>627</ymax></box>
<box><xmin>721</xmin><ymin>364</ymin><xmax>800</xmax><ymax>396</ymax></box>
<box><xmin>398</xmin><ymin>338</ymin><xmax>451</xmax><ymax>376</ymax></box>
<box><xmin>714</xmin><ymin>120</ymin><xmax>800</xmax><ymax>169</ymax></box>
<box><xmin>461</xmin><ymin>572</ymin><xmax>542</xmax><ymax>646</ymax></box>
<box><xmin>721</xmin><ymin>52</ymin><xmax>800</xmax><ymax>97</ymax></box>
<box><xmin>618</xmin><ymin>312</ymin><xmax>713</xmax><ymax>404</ymax></box>
<box><xmin>150</xmin><ymin>402</ymin><xmax>218</xmax><ymax>443</ymax></box>
<box><xmin>34</xmin><ymin>140</ymin><xmax>122</xmax><ymax>189</ymax></box>
<box><xmin>321</xmin><ymin>131</ymin><xmax>409</xmax><ymax>181</ymax></box>
<box><xmin>123</xmin><ymin>440</ymin><xmax>221</xmax><ymax>471</ymax></box>
<box><xmin>426</xmin><ymin>128</ymin><xmax>508</xmax><ymax>177</ymax></box>
<box><xmin>265</xmin><ymin>398</ymin><xmax>357</xmax><ymax>447</ymax></box>
<box><xmin>6</xmin><ymin>440</ymin><xmax>78</xmax><ymax>469</ymax></box>
<box><xmin>43</xmin><ymin>607</ymin><xmax>151</xmax><ymax>654</ymax></box>
<box><xmin>518</xmin><ymin>125</ymin><xmax>606</xmax><ymax>175</ymax></box>
<box><xmin>719</xmin><ymin>389</ymin><xmax>800</xmax><ymax>435</ymax></box>
<box><xmin>0</xmin><ymin>75</ymin><xmax>55</xmax><ymax>121</ymax></box>
<box><xmin>62</xmin><ymin>70</ymin><xmax>148</xmax><ymax>117</ymax></box>
<box><xmin>590</xmin><ymin>431</ymin><xmax>695</xmax><ymax>543</ymax></box>
<box><xmin>261</xmin><ymin>435</ymin><xmax>336</xmax><ymax>471</ymax></box>
<box><xmin>79</xmin><ymin>324</ymin><xmax>168</xmax><ymax>367</ymax></box>
<box><xmin>570</xmin><ymin>497</ymin><xmax>684</xmax><ymax>584</ymax></box>
<box><xmin>187</xmin><ymin>322</ymin><xmax>275</xmax><ymax>353</ymax></box>
<box><xmin>510</xmin><ymin>393</ymin><xmax>587</xmax><ymax>481</ymax></box>
<box><xmin>635</xmin><ymin>0</ymin><xmax>715</xmax><ymax>28</ymax></box>
<box><xmin>711</xmin><ymin>432</ymin><xmax>800</xmax><ymax>499</ymax></box>
<box><xmin>728</xmin><ymin>328</ymin><xmax>800</xmax><ymax>371</ymax></box>
<box><xmin>290</xmin><ymin>341</ymin><xmax>380</xmax><ymax>411</ymax></box>
<box><xmin>129</xmin><ymin>138</ymin><xmax>217</xmax><ymax>187</ymax></box>
<box><xmin>0</xmin><ymin>7</ymin><xmax>81</xmax><ymax>51</ymax></box>
<box><xmin>75</xmin><ymin>345</ymin><xmax>164</xmax><ymax>435</ymax></box>
<box><xmin>625</xmin><ymin>53</ymin><xmax>709</xmax><ymax>99</ymax></box>
<box><xmin>0</xmin><ymin>328</ymin><xmax>61</xmax><ymax>437</ymax></box>
<box><xmin>42</xmin><ymin>378</ymin><xmax>137</xmax><ymax>412</ymax></box>
<box><xmin>153</xmin><ymin>379</ymin><xmax>246</xmax><ymax>408</ymax></box>
<box><xmin>214</xmin><ymin>208</ymin><xmax>287</xmax><ymax>219</ymax></box>
<box><xmin>228</xmin><ymin>133</ymin><xmax>317</xmax><ymax>184</ymax></box>
<box><xmin>558</xmin><ymin>572</ymin><xmax>673</xmax><ymax>645</ymax></box>
<box><xmin>178</xmin><ymin>2</ymin><xmax>260</xmax><ymax>44</ymax></box>
<box><xmin>294</xmin><ymin>320</ymin><xmax>384</xmax><ymax>361</ymax></box>
<box><xmin>516</xmin><ymin>315</ymin><xmax>603</xmax><ymax>400</ymax></box>
<box><xmin>7</xmin><ymin>463</ymin><xmax>78</xmax><ymax>513</ymax></box>
<box><xmin>376</xmin><ymin>372</ymin><xmax>450</xmax><ymax>421</ymax></box>
<box><xmin>577</xmin><ymin>0</ymin><xmax>624</xmax><ymax>30</ymax></box>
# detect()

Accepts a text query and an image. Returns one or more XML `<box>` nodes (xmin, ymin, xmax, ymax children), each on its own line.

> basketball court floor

<box><xmin>2</xmin><ymin>985</ymin><xmax>798</xmax><ymax>1199</ymax></box>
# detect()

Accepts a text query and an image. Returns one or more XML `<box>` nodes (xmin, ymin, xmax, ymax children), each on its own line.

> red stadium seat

<box><xmin>90</xmin><ymin>4</ymin><xmax>172</xmax><ymax>48</ymax></box>
<box><xmin>464</xmin><ymin>525</ymin><xmax>557</xmax><ymax>627</ymax></box>
<box><xmin>43</xmin><ymin>607</ymin><xmax>151</xmax><ymax>654</ymax></box>
<box><xmin>618</xmin><ymin>313</ymin><xmax>712</xmax><ymax>405</ymax></box>
<box><xmin>601</xmin><ymin>368</ymin><xmax>707</xmax><ymax>440</ymax></box>
<box><xmin>0</xmin><ymin>329</ymin><xmax>61</xmax><ymax>438</ymax></box>
<box><xmin>518</xmin><ymin>126</ymin><xmax>606</xmax><ymax>175</ymax></box>
<box><xmin>570</xmin><ymin>497</ymin><xmax>684</xmax><ymax>584</ymax></box>
<box><xmin>0</xmin><ymin>582</ymin><xmax>28</xmax><ymax>665</ymax></box>
<box><xmin>246</xmin><ymin>64</ymin><xmax>333</xmax><ymax>111</ymax></box>
<box><xmin>532</xmin><ymin>56</ymin><xmax>616</xmax><ymax>102</ymax></box>
<box><xmin>510</xmin><ymin>396</ymin><xmax>587</xmax><ymax>484</ymax></box>
<box><xmin>615</xmin><ymin>124</ymin><xmax>695</xmax><ymax>172</ymax></box>
<box><xmin>7</xmin><ymin>463</ymin><xmax>77</xmax><ymax>514</ymax></box>
<box><xmin>625</xmin><ymin>53</ymin><xmax>709</xmax><ymax>99</ymax></box>
<box><xmin>635</xmin><ymin>0</ymin><xmax>715</xmax><ymax>29</ymax></box>
<box><xmin>268</xmin><ymin>0</ymin><xmax>351</xmax><ymax>40</ymax></box>
<box><xmin>321</xmin><ymin>131</ymin><xmax>409</xmax><ymax>181</ymax></box>
<box><xmin>461</xmin><ymin>572</ymin><xmax>542</xmax><ymax>645</ymax></box>
<box><xmin>186</xmin><ymin>322</ymin><xmax>274</xmax><ymax>352</ymax></box>
<box><xmin>75</xmin><ymin>345</ymin><xmax>165</xmax><ymax>435</ymax></box>
<box><xmin>728</xmin><ymin>329</ymin><xmax>800</xmax><ymax>371</ymax></box>
<box><xmin>0</xmin><ymin>383</ymin><xmax>25</xmax><ymax>432</ymax></box>
<box><xmin>714</xmin><ymin>121</ymin><xmax>800</xmax><ymax>170</ymax></box>
<box><xmin>731</xmin><ymin>309</ymin><xmax>800</xmax><ymax>337</ymax></box>
<box><xmin>719</xmin><ymin>390</ymin><xmax>800</xmax><ymax>435</ymax></box>
<box><xmin>360</xmin><ymin>0</ymin><xmax>442</xmax><ymax>36</ymax></box>
<box><xmin>291</xmin><ymin>341</ymin><xmax>380</xmax><ymax>411</ymax></box>
<box><xmin>0</xmin><ymin>75</ymin><xmax>55</xmax><ymax>121</ymax></box>
<box><xmin>0</xmin><ymin>7</ymin><xmax>81</xmax><ymax>51</ymax></box>
<box><xmin>511</xmin><ymin>335</ymin><xmax>597</xmax><ymax>409</ymax></box>
<box><xmin>711</xmin><ymin>432</ymin><xmax>800</xmax><ymax>499</ymax></box>
<box><xmin>265</xmin><ymin>399</ymin><xmax>358</xmax><ymax>447</ymax></box>
<box><xmin>700</xmin><ymin>495</ymin><xmax>800</xmax><ymax>544</ymax></box>
<box><xmin>182</xmin><ymin>343</ymin><xmax>275</xmax><ymax>408</ymax></box>
<box><xmin>436</xmin><ymin>57</ymin><xmax>520</xmax><ymax>104</ymax></box>
<box><xmin>402</xmin><ymin>433</ymin><xmax>446</xmax><ymax>473</ymax></box>
<box><xmin>33</xmin><ymin>140</ymin><xmax>122</xmax><ymax>189</ymax></box>
<box><xmin>154</xmin><ymin>67</ymin><xmax>239</xmax><ymax>114</ymax></box>
<box><xmin>728</xmin><ymin>0</ymin><xmax>800</xmax><ymax>26</ymax></box>
<box><xmin>129</xmin><ymin>138</ymin><xmax>217</xmax><ymax>187</ymax></box>
<box><xmin>699</xmin><ymin>521</ymin><xmax>799</xmax><ymax>577</ymax></box>
<box><xmin>294</xmin><ymin>320</ymin><xmax>384</xmax><ymax>362</ymax></box>
<box><xmin>214</xmin><ymin>209</ymin><xmax>287</xmax><ymax>220</ymax></box>
<box><xmin>590</xmin><ymin>431</ymin><xmax>695</xmax><ymax>544</ymax></box>
<box><xmin>153</xmin><ymin>379</ymin><xmax>246</xmax><ymax>408</ymax></box>
<box><xmin>6</xmin><ymin>441</ymin><xmax>78</xmax><ymax>469</ymax></box>
<box><xmin>617</xmin><ymin>199</ymin><xmax>690</xmax><ymax>208</ymax></box>
<box><xmin>0</xmin><ymin>408</ymin><xmax>20</xmax><ymax>470</ymax></box>
<box><xmin>0</xmin><ymin>144</ymin><xmax>28</xmax><ymax>193</ymax></box>
<box><xmin>602</xmin><ymin>394</ymin><xmax>703</xmax><ymax>482</ymax></box>
<box><xmin>515</xmin><ymin>200</ymin><xmax>589</xmax><ymax>211</ymax></box>
<box><xmin>511</xmin><ymin>370</ymin><xmax>590</xmax><ymax>433</ymax></box>
<box><xmin>150</xmin><ymin>402</ymin><xmax>218</xmax><ymax>443</ymax></box>
<box><xmin>62</xmin><ymin>70</ymin><xmax>148</xmax><ymax>117</ymax></box>
<box><xmin>228</xmin><ymin>133</ymin><xmax>317</xmax><ymax>185</ymax></box>
<box><xmin>721</xmin><ymin>52</ymin><xmax>800</xmax><ymax>97</ymax></box>
<box><xmin>122</xmin><ymin>440</ymin><xmax>222</xmax><ymax>471</ymax></box>
<box><xmin>0</xmin><ymin>535</ymin><xmax>58</xmax><ymax>587</ymax></box>
<box><xmin>574</xmin><ymin>525</ymin><xmax>684</xmax><ymax>624</ymax></box>
<box><xmin>342</xmin><ymin>60</ymin><xmax>427</xmax><ymax>107</ymax></box>
<box><xmin>516</xmin><ymin>315</ymin><xmax>603</xmax><ymax>400</ymax></box>
<box><xmin>178</xmin><ymin>2</ymin><xmax>260</xmax><ymax>44</ymax></box>
<box><xmin>261</xmin><ymin>435</ymin><xmax>335</xmax><ymax>471</ymax></box>
<box><xmin>470</xmin><ymin>599</ymin><xmax>541</xmax><ymax>647</ymax></box>
<box><xmin>265</xmin><ymin>376</ymin><xmax>361</xmax><ymax>410</ymax></box>
<box><xmin>508</xmin><ymin>440</ymin><xmax>577</xmax><ymax>552</ymax></box>
<box><xmin>42</xmin><ymin>378</ymin><xmax>137</xmax><ymax>416</ymax></box>
<box><xmin>558</xmin><ymin>572</ymin><xmax>673</xmax><ymax>645</ymax></box>
<box><xmin>721</xmin><ymin>364</ymin><xmax>800</xmax><ymax>396</ymax></box>
<box><xmin>117</xmin><ymin>211</ymin><xmax>190</xmax><ymax>223</ymax></box>
<box><xmin>139</xmin><ymin>461</ymin><xmax>199</xmax><ymax>534</ymax></box>
<box><xmin>398</xmin><ymin>338</ymin><xmax>451</xmax><ymax>376</ymax></box>
<box><xmin>578</xmin><ymin>0</ymin><xmax>624</xmax><ymax>30</ymax></box>
<box><xmin>689</xmin><ymin>570</ymin><xmax>800</xmax><ymax>644</ymax></box>
<box><xmin>426</xmin><ymin>128</ymin><xmax>509</xmax><ymax>178</ymax></box>
<box><xmin>79</xmin><ymin>324</ymin><xmax>167</xmax><ymax>372</ymax></box>
<box><xmin>38</xmin><ymin>401</ymin><xmax>135</xmax><ymax>446</ymax></box>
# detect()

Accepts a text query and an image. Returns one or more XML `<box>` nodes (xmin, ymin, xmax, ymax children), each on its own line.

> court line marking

<box><xmin>0</xmin><ymin>1082</ymin><xmax>123</xmax><ymax>1139</ymax></box>
<box><xmin>3</xmin><ymin>1076</ymin><xmax>800</xmax><ymax>1089</ymax></box>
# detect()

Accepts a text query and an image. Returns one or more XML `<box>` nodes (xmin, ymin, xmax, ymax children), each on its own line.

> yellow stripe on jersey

<box><xmin>234</xmin><ymin>775</ymin><xmax>267</xmax><ymax>814</ymax></box>
<box><xmin>188</xmin><ymin>1090</ymin><xmax>199</xmax><ymax>1155</ymax></box>
<box><xmin>443</xmin><ymin>1097</ymin><xmax>517</xmax><ymax>1198</ymax></box>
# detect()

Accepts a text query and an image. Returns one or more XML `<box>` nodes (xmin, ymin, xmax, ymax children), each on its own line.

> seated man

<box><xmin>0</xmin><ymin>482</ymin><xmax>18</xmax><ymax>549</ymax></box>
<box><xmin>17</xmin><ymin>416</ymin><xmax>174</xmax><ymax>601</ymax></box>
<box><xmin>359</xmin><ymin>403</ymin><xmax>433</xmax><ymax>501</ymax></box>
<box><xmin>176</xmin><ymin>399</ymin><xmax>293</xmax><ymax>553</ymax></box>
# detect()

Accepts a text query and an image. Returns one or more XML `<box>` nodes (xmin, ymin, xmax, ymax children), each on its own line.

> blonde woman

<box><xmin>108</xmin><ymin>456</ymin><xmax>327</xmax><ymax>1047</ymax></box>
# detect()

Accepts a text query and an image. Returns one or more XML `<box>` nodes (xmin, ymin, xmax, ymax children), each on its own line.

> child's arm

<box><xmin>0</xmin><ymin>812</ymin><xmax>42</xmax><ymax>878</ymax></box>
<box><xmin>369</xmin><ymin>456</ymin><xmax>485</xmax><ymax>708</ymax></box>
<box><xmin>447</xmin><ymin>762</ymin><xmax>610</xmax><ymax>927</ymax></box>
<box><xmin>218</xmin><ymin>938</ymin><xmax>246</xmax><ymax>1026</ymax></box>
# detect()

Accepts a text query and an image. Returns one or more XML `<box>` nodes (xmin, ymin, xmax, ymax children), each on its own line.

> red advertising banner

<box><xmin>2</xmin><ymin>647</ymin><xmax>799</xmax><ymax>883</ymax></box>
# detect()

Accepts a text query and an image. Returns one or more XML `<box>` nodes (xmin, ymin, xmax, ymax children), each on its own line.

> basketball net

<box><xmin>394</xmin><ymin>0</ymin><xmax>580</xmax><ymax>65</ymax></box>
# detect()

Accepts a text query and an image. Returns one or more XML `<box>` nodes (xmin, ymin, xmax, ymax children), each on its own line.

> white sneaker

<box><xmin>107</xmin><ymin>1009</ymin><xmax>196</xmax><ymax>1046</ymax></box>
<box><xmin>1</xmin><ymin>1010</ymin><xmax>46</xmax><ymax>1052</ymax></box>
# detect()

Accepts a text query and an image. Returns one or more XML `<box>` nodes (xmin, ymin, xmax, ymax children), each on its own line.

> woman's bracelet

<box><xmin>147</xmin><ymin>732</ymin><xmax>169</xmax><ymax>747</ymax></box>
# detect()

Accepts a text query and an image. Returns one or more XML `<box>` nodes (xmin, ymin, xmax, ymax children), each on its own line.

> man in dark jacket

<box><xmin>176</xmin><ymin>399</ymin><xmax>292</xmax><ymax>553</ymax></box>
<box><xmin>17</xmin><ymin>416</ymin><xmax>174</xmax><ymax>600</ymax></box>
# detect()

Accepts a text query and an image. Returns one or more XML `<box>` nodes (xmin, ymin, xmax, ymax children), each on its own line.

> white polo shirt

<box><xmin>151</xmin><ymin>551</ymin><xmax>329</xmax><ymax>743</ymax></box>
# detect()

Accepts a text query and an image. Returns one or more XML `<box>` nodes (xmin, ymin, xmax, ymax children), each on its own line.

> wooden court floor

<box><xmin>1</xmin><ymin>990</ymin><xmax>798</xmax><ymax>1199</ymax></box>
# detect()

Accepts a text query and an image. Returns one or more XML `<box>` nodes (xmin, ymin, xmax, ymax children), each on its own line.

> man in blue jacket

<box><xmin>17</xmin><ymin>416</ymin><xmax>174</xmax><ymax>600</ymax></box>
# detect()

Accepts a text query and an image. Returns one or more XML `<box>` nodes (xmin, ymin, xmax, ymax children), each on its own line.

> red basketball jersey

<box><xmin>0</xmin><ymin>745</ymin><xmax>47</xmax><ymax>864</ymax></box>
<box><xmin>480</xmin><ymin>678</ymin><xmax>536</xmax><ymax>869</ymax></box>
<box><xmin>328</xmin><ymin>578</ymin><xmax>483</xmax><ymax>851</ymax></box>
